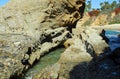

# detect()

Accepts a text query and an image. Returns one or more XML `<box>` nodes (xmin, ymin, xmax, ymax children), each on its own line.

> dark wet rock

<box><xmin>88</xmin><ymin>54</ymin><xmax>120</xmax><ymax>79</ymax></box>
<box><xmin>118</xmin><ymin>34</ymin><xmax>120</xmax><ymax>38</ymax></box>
<box><xmin>110</xmin><ymin>47</ymin><xmax>120</xmax><ymax>65</ymax></box>
<box><xmin>100</xmin><ymin>29</ymin><xmax>109</xmax><ymax>43</ymax></box>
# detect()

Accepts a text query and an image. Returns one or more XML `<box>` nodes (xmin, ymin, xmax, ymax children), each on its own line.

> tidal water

<box><xmin>24</xmin><ymin>47</ymin><xmax>65</xmax><ymax>79</ymax></box>
<box><xmin>93</xmin><ymin>30</ymin><xmax>120</xmax><ymax>79</ymax></box>
<box><xmin>105</xmin><ymin>30</ymin><xmax>120</xmax><ymax>51</ymax></box>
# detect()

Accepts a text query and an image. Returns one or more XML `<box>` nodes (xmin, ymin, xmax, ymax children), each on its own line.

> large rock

<box><xmin>0</xmin><ymin>0</ymin><xmax>85</xmax><ymax>78</ymax></box>
<box><xmin>0</xmin><ymin>0</ymin><xmax>85</xmax><ymax>37</ymax></box>
<box><xmin>33</xmin><ymin>37</ymin><xmax>92</xmax><ymax>79</ymax></box>
<box><xmin>72</xmin><ymin>27</ymin><xmax>109</xmax><ymax>56</ymax></box>
<box><xmin>33</xmin><ymin>27</ymin><xmax>109</xmax><ymax>79</ymax></box>
<box><xmin>0</xmin><ymin>28</ymin><xmax>69</xmax><ymax>79</ymax></box>
<box><xmin>0</xmin><ymin>34</ymin><xmax>35</xmax><ymax>79</ymax></box>
<box><xmin>99</xmin><ymin>29</ymin><xmax>109</xmax><ymax>43</ymax></box>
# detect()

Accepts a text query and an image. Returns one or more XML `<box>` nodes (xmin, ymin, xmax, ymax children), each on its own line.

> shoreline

<box><xmin>91</xmin><ymin>24</ymin><xmax>120</xmax><ymax>30</ymax></box>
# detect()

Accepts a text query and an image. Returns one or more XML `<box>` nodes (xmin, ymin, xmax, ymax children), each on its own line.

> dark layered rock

<box><xmin>100</xmin><ymin>29</ymin><xmax>109</xmax><ymax>43</ymax></box>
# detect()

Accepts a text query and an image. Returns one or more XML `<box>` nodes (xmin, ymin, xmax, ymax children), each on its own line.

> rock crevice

<box><xmin>0</xmin><ymin>0</ymin><xmax>86</xmax><ymax>79</ymax></box>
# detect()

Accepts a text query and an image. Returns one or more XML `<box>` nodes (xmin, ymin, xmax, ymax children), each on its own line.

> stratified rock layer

<box><xmin>0</xmin><ymin>0</ymin><xmax>85</xmax><ymax>78</ymax></box>
<box><xmin>33</xmin><ymin>27</ymin><xmax>109</xmax><ymax>79</ymax></box>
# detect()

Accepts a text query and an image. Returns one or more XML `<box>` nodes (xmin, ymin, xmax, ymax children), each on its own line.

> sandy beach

<box><xmin>91</xmin><ymin>24</ymin><xmax>120</xmax><ymax>30</ymax></box>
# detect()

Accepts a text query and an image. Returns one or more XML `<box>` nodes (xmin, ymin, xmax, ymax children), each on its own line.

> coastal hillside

<box><xmin>78</xmin><ymin>8</ymin><xmax>120</xmax><ymax>26</ymax></box>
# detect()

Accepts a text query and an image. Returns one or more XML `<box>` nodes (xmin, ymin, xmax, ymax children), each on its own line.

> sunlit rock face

<box><xmin>0</xmin><ymin>0</ymin><xmax>85</xmax><ymax>39</ymax></box>
<box><xmin>0</xmin><ymin>0</ymin><xmax>85</xmax><ymax>78</ymax></box>
<box><xmin>33</xmin><ymin>27</ymin><xmax>109</xmax><ymax>79</ymax></box>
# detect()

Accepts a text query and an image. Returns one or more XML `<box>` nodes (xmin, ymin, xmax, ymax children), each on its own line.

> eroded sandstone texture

<box><xmin>33</xmin><ymin>27</ymin><xmax>109</xmax><ymax>79</ymax></box>
<box><xmin>0</xmin><ymin>0</ymin><xmax>85</xmax><ymax>78</ymax></box>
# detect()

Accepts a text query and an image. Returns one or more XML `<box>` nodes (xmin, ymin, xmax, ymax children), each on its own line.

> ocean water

<box><xmin>105</xmin><ymin>30</ymin><xmax>120</xmax><ymax>51</ymax></box>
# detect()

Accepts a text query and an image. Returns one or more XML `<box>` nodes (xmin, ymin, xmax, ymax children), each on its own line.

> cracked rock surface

<box><xmin>0</xmin><ymin>0</ymin><xmax>85</xmax><ymax>79</ymax></box>
<box><xmin>33</xmin><ymin>27</ymin><xmax>109</xmax><ymax>79</ymax></box>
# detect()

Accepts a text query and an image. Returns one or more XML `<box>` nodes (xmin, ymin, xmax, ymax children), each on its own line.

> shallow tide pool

<box><xmin>24</xmin><ymin>47</ymin><xmax>65</xmax><ymax>79</ymax></box>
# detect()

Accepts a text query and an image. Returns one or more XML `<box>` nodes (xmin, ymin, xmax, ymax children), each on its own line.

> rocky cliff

<box><xmin>33</xmin><ymin>26</ymin><xmax>109</xmax><ymax>79</ymax></box>
<box><xmin>0</xmin><ymin>0</ymin><xmax>86</xmax><ymax>79</ymax></box>
<box><xmin>0</xmin><ymin>0</ymin><xmax>110</xmax><ymax>79</ymax></box>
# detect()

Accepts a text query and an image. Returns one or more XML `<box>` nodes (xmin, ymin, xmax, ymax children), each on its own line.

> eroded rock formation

<box><xmin>0</xmin><ymin>0</ymin><xmax>86</xmax><ymax>79</ymax></box>
<box><xmin>33</xmin><ymin>27</ymin><xmax>109</xmax><ymax>79</ymax></box>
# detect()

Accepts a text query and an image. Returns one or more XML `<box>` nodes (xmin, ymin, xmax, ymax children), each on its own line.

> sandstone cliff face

<box><xmin>0</xmin><ymin>0</ymin><xmax>86</xmax><ymax>79</ymax></box>
<box><xmin>80</xmin><ymin>11</ymin><xmax>120</xmax><ymax>26</ymax></box>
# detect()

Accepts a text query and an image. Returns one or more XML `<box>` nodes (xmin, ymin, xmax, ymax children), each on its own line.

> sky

<box><xmin>86</xmin><ymin>0</ymin><xmax>119</xmax><ymax>9</ymax></box>
<box><xmin>0</xmin><ymin>0</ymin><xmax>9</xmax><ymax>6</ymax></box>
<box><xmin>0</xmin><ymin>0</ymin><xmax>119</xmax><ymax>8</ymax></box>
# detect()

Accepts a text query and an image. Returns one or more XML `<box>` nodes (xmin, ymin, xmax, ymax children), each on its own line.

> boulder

<box><xmin>99</xmin><ymin>29</ymin><xmax>109</xmax><ymax>43</ymax></box>
<box><xmin>72</xmin><ymin>27</ymin><xmax>109</xmax><ymax>56</ymax></box>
